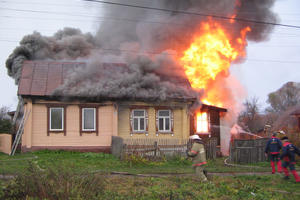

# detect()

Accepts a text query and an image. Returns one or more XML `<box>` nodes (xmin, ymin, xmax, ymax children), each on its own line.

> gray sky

<box><xmin>0</xmin><ymin>0</ymin><xmax>300</xmax><ymax>111</ymax></box>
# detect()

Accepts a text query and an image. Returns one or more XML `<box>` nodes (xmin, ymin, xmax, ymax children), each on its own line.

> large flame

<box><xmin>181</xmin><ymin>20</ymin><xmax>250</xmax><ymax>107</ymax></box>
<box><xmin>181</xmin><ymin>19</ymin><xmax>250</xmax><ymax>133</ymax></box>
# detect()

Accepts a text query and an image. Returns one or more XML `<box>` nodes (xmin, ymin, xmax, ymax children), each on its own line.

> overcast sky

<box><xmin>0</xmin><ymin>0</ymin><xmax>300</xmax><ymax>111</ymax></box>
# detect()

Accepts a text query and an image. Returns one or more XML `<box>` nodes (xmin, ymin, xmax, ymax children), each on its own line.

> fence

<box><xmin>229</xmin><ymin>138</ymin><xmax>269</xmax><ymax>164</ymax></box>
<box><xmin>122</xmin><ymin>137</ymin><xmax>218</xmax><ymax>160</ymax></box>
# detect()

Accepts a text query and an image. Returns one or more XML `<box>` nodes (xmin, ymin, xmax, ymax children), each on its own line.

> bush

<box><xmin>0</xmin><ymin>119</ymin><xmax>12</xmax><ymax>133</ymax></box>
<box><xmin>1</xmin><ymin>162</ymin><xmax>106</xmax><ymax>200</ymax></box>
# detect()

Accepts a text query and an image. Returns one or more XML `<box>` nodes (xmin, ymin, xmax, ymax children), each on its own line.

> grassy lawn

<box><xmin>0</xmin><ymin>151</ymin><xmax>299</xmax><ymax>199</ymax></box>
<box><xmin>1</xmin><ymin>170</ymin><xmax>299</xmax><ymax>199</ymax></box>
<box><xmin>0</xmin><ymin>150</ymin><xmax>299</xmax><ymax>175</ymax></box>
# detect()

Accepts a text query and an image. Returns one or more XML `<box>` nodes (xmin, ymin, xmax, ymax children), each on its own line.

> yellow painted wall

<box><xmin>0</xmin><ymin>134</ymin><xmax>12</xmax><ymax>154</ymax></box>
<box><xmin>22</xmin><ymin>100</ymin><xmax>116</xmax><ymax>148</ymax></box>
<box><xmin>118</xmin><ymin>103</ymin><xmax>191</xmax><ymax>139</ymax></box>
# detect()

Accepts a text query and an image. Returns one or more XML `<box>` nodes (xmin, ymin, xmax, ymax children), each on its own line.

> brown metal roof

<box><xmin>18</xmin><ymin>60</ymin><xmax>195</xmax><ymax>101</ymax></box>
<box><xmin>291</xmin><ymin>109</ymin><xmax>300</xmax><ymax>116</ymax></box>
<box><xmin>18</xmin><ymin>61</ymin><xmax>86</xmax><ymax>96</ymax></box>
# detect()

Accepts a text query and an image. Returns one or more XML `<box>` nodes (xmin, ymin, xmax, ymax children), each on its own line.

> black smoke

<box><xmin>6</xmin><ymin>0</ymin><xmax>278</xmax><ymax>100</ymax></box>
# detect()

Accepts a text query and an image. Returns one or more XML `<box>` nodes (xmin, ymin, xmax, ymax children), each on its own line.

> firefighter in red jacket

<box><xmin>265</xmin><ymin>132</ymin><xmax>283</xmax><ymax>174</ymax></box>
<box><xmin>280</xmin><ymin>136</ymin><xmax>300</xmax><ymax>182</ymax></box>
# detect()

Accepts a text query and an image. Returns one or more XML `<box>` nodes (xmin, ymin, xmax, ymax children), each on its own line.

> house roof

<box><xmin>201</xmin><ymin>104</ymin><xmax>227</xmax><ymax>112</ymax></box>
<box><xmin>18</xmin><ymin>60</ymin><xmax>196</xmax><ymax>101</ymax></box>
<box><xmin>18</xmin><ymin>61</ymin><xmax>86</xmax><ymax>96</ymax></box>
<box><xmin>290</xmin><ymin>108</ymin><xmax>300</xmax><ymax>116</ymax></box>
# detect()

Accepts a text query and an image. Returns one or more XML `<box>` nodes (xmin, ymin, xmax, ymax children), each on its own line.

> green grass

<box><xmin>0</xmin><ymin>150</ymin><xmax>299</xmax><ymax>175</ymax></box>
<box><xmin>1</xmin><ymin>151</ymin><xmax>300</xmax><ymax>199</ymax></box>
<box><xmin>2</xmin><ymin>172</ymin><xmax>298</xmax><ymax>200</ymax></box>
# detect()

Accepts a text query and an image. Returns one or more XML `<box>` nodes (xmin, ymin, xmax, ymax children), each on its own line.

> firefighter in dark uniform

<box><xmin>187</xmin><ymin>135</ymin><xmax>207</xmax><ymax>181</ymax></box>
<box><xmin>265</xmin><ymin>132</ymin><xmax>283</xmax><ymax>174</ymax></box>
<box><xmin>280</xmin><ymin>136</ymin><xmax>300</xmax><ymax>182</ymax></box>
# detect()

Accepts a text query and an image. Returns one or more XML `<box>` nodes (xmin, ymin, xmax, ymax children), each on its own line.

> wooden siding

<box><xmin>118</xmin><ymin>103</ymin><xmax>190</xmax><ymax>139</ymax></box>
<box><xmin>22</xmin><ymin>100</ymin><xmax>116</xmax><ymax>149</ymax></box>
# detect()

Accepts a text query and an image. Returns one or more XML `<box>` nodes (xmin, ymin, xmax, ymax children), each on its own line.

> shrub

<box><xmin>1</xmin><ymin>162</ymin><xmax>106</xmax><ymax>200</ymax></box>
<box><xmin>0</xmin><ymin>119</ymin><xmax>12</xmax><ymax>133</ymax></box>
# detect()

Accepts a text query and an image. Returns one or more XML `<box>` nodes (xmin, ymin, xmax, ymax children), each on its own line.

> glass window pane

<box><xmin>140</xmin><ymin>118</ymin><xmax>145</xmax><ymax>130</ymax></box>
<box><xmin>158</xmin><ymin>110</ymin><xmax>169</xmax><ymax>117</ymax></box>
<box><xmin>83</xmin><ymin>109</ymin><xmax>95</xmax><ymax>130</ymax></box>
<box><xmin>51</xmin><ymin>108</ymin><xmax>63</xmax><ymax>130</ymax></box>
<box><xmin>159</xmin><ymin>118</ymin><xmax>164</xmax><ymax>130</ymax></box>
<box><xmin>133</xmin><ymin>118</ymin><xmax>138</xmax><ymax>130</ymax></box>
<box><xmin>133</xmin><ymin>110</ymin><xmax>144</xmax><ymax>117</ymax></box>
<box><xmin>165</xmin><ymin>118</ymin><xmax>170</xmax><ymax>130</ymax></box>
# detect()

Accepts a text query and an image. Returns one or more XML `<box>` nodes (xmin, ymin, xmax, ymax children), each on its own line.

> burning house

<box><xmin>6</xmin><ymin>0</ymin><xmax>278</xmax><ymax>155</ymax></box>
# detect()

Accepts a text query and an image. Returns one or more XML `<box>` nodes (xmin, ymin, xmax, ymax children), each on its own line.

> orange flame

<box><xmin>181</xmin><ymin>20</ymin><xmax>251</xmax><ymax>107</ymax></box>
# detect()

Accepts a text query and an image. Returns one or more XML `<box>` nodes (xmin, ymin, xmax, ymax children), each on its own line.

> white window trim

<box><xmin>132</xmin><ymin>109</ymin><xmax>146</xmax><ymax>132</ymax></box>
<box><xmin>82</xmin><ymin>108</ymin><xmax>96</xmax><ymax>131</ymax></box>
<box><xmin>158</xmin><ymin>110</ymin><xmax>171</xmax><ymax>132</ymax></box>
<box><xmin>50</xmin><ymin>107</ymin><xmax>64</xmax><ymax>131</ymax></box>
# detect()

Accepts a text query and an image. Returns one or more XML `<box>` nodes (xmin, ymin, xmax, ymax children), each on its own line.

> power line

<box><xmin>2</xmin><ymin>6</ymin><xmax>300</xmax><ymax>34</ymax></box>
<box><xmin>1</xmin><ymin>38</ymin><xmax>300</xmax><ymax>63</ymax></box>
<box><xmin>5</xmin><ymin>0</ymin><xmax>300</xmax><ymax>17</ymax></box>
<box><xmin>83</xmin><ymin>0</ymin><xmax>300</xmax><ymax>29</ymax></box>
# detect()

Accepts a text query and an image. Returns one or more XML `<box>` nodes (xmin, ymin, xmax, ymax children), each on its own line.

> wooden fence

<box><xmin>122</xmin><ymin>137</ymin><xmax>218</xmax><ymax>160</ymax></box>
<box><xmin>229</xmin><ymin>138</ymin><xmax>269</xmax><ymax>164</ymax></box>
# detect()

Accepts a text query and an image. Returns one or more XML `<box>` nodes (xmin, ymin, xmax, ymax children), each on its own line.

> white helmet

<box><xmin>189</xmin><ymin>134</ymin><xmax>201</xmax><ymax>140</ymax></box>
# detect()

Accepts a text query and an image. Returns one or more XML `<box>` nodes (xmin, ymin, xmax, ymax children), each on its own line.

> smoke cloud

<box><xmin>53</xmin><ymin>54</ymin><xmax>198</xmax><ymax>101</ymax></box>
<box><xmin>6</xmin><ymin>0</ymin><xmax>278</xmax><ymax>102</ymax></box>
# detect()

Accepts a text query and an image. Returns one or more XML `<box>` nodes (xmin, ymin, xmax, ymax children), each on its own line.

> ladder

<box><xmin>10</xmin><ymin>107</ymin><xmax>31</xmax><ymax>156</ymax></box>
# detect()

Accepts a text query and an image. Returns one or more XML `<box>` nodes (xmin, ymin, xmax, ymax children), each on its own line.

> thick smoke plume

<box><xmin>53</xmin><ymin>54</ymin><xmax>198</xmax><ymax>101</ymax></box>
<box><xmin>6</xmin><ymin>0</ymin><xmax>278</xmax><ymax>101</ymax></box>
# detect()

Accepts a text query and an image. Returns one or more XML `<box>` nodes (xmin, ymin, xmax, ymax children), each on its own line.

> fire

<box><xmin>181</xmin><ymin>20</ymin><xmax>251</xmax><ymax>107</ymax></box>
<box><xmin>196</xmin><ymin>112</ymin><xmax>209</xmax><ymax>133</ymax></box>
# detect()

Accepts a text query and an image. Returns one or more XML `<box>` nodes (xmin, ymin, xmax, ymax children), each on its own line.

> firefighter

<box><xmin>280</xmin><ymin>136</ymin><xmax>300</xmax><ymax>182</ymax></box>
<box><xmin>187</xmin><ymin>135</ymin><xmax>207</xmax><ymax>181</ymax></box>
<box><xmin>265</xmin><ymin>132</ymin><xmax>282</xmax><ymax>174</ymax></box>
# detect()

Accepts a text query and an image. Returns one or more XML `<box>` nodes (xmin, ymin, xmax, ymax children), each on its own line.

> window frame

<box><xmin>79</xmin><ymin>105</ymin><xmax>99</xmax><ymax>136</ymax></box>
<box><xmin>82</xmin><ymin>108</ymin><xmax>96</xmax><ymax>131</ymax></box>
<box><xmin>132</xmin><ymin>109</ymin><xmax>146</xmax><ymax>132</ymax></box>
<box><xmin>50</xmin><ymin>107</ymin><xmax>64</xmax><ymax>131</ymax></box>
<box><xmin>129</xmin><ymin>107</ymin><xmax>149</xmax><ymax>135</ymax></box>
<box><xmin>46</xmin><ymin>104</ymin><xmax>67</xmax><ymax>136</ymax></box>
<box><xmin>157</xmin><ymin>110</ymin><xmax>171</xmax><ymax>132</ymax></box>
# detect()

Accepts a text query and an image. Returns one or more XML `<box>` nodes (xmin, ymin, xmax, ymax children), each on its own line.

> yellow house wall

<box><xmin>0</xmin><ymin>134</ymin><xmax>12</xmax><ymax>154</ymax></box>
<box><xmin>118</xmin><ymin>103</ymin><xmax>190</xmax><ymax>139</ymax></box>
<box><xmin>22</xmin><ymin>100</ymin><xmax>116</xmax><ymax>148</ymax></box>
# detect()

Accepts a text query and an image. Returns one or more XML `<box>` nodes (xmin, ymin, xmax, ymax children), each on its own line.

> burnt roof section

<box><xmin>201</xmin><ymin>104</ymin><xmax>227</xmax><ymax>112</ymax></box>
<box><xmin>18</xmin><ymin>60</ymin><xmax>196</xmax><ymax>101</ymax></box>
<box><xmin>290</xmin><ymin>108</ymin><xmax>300</xmax><ymax>116</ymax></box>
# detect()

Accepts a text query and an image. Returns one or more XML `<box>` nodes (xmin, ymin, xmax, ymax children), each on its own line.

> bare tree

<box><xmin>238</xmin><ymin>97</ymin><xmax>264</xmax><ymax>133</ymax></box>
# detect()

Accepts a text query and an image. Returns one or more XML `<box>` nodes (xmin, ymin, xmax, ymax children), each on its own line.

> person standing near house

<box><xmin>187</xmin><ymin>135</ymin><xmax>207</xmax><ymax>181</ymax></box>
<box><xmin>280</xmin><ymin>136</ymin><xmax>300</xmax><ymax>182</ymax></box>
<box><xmin>265</xmin><ymin>132</ymin><xmax>283</xmax><ymax>174</ymax></box>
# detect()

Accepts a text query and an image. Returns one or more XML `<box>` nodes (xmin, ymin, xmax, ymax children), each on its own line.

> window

<box><xmin>82</xmin><ymin>108</ymin><xmax>96</xmax><ymax>131</ymax></box>
<box><xmin>158</xmin><ymin>110</ymin><xmax>171</xmax><ymax>132</ymax></box>
<box><xmin>196</xmin><ymin>112</ymin><xmax>209</xmax><ymax>133</ymax></box>
<box><xmin>132</xmin><ymin>109</ymin><xmax>146</xmax><ymax>132</ymax></box>
<box><xmin>50</xmin><ymin>107</ymin><xmax>64</xmax><ymax>131</ymax></box>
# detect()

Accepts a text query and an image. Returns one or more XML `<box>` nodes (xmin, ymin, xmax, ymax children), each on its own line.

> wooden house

<box><xmin>17</xmin><ymin>61</ymin><xmax>229</xmax><ymax>154</ymax></box>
